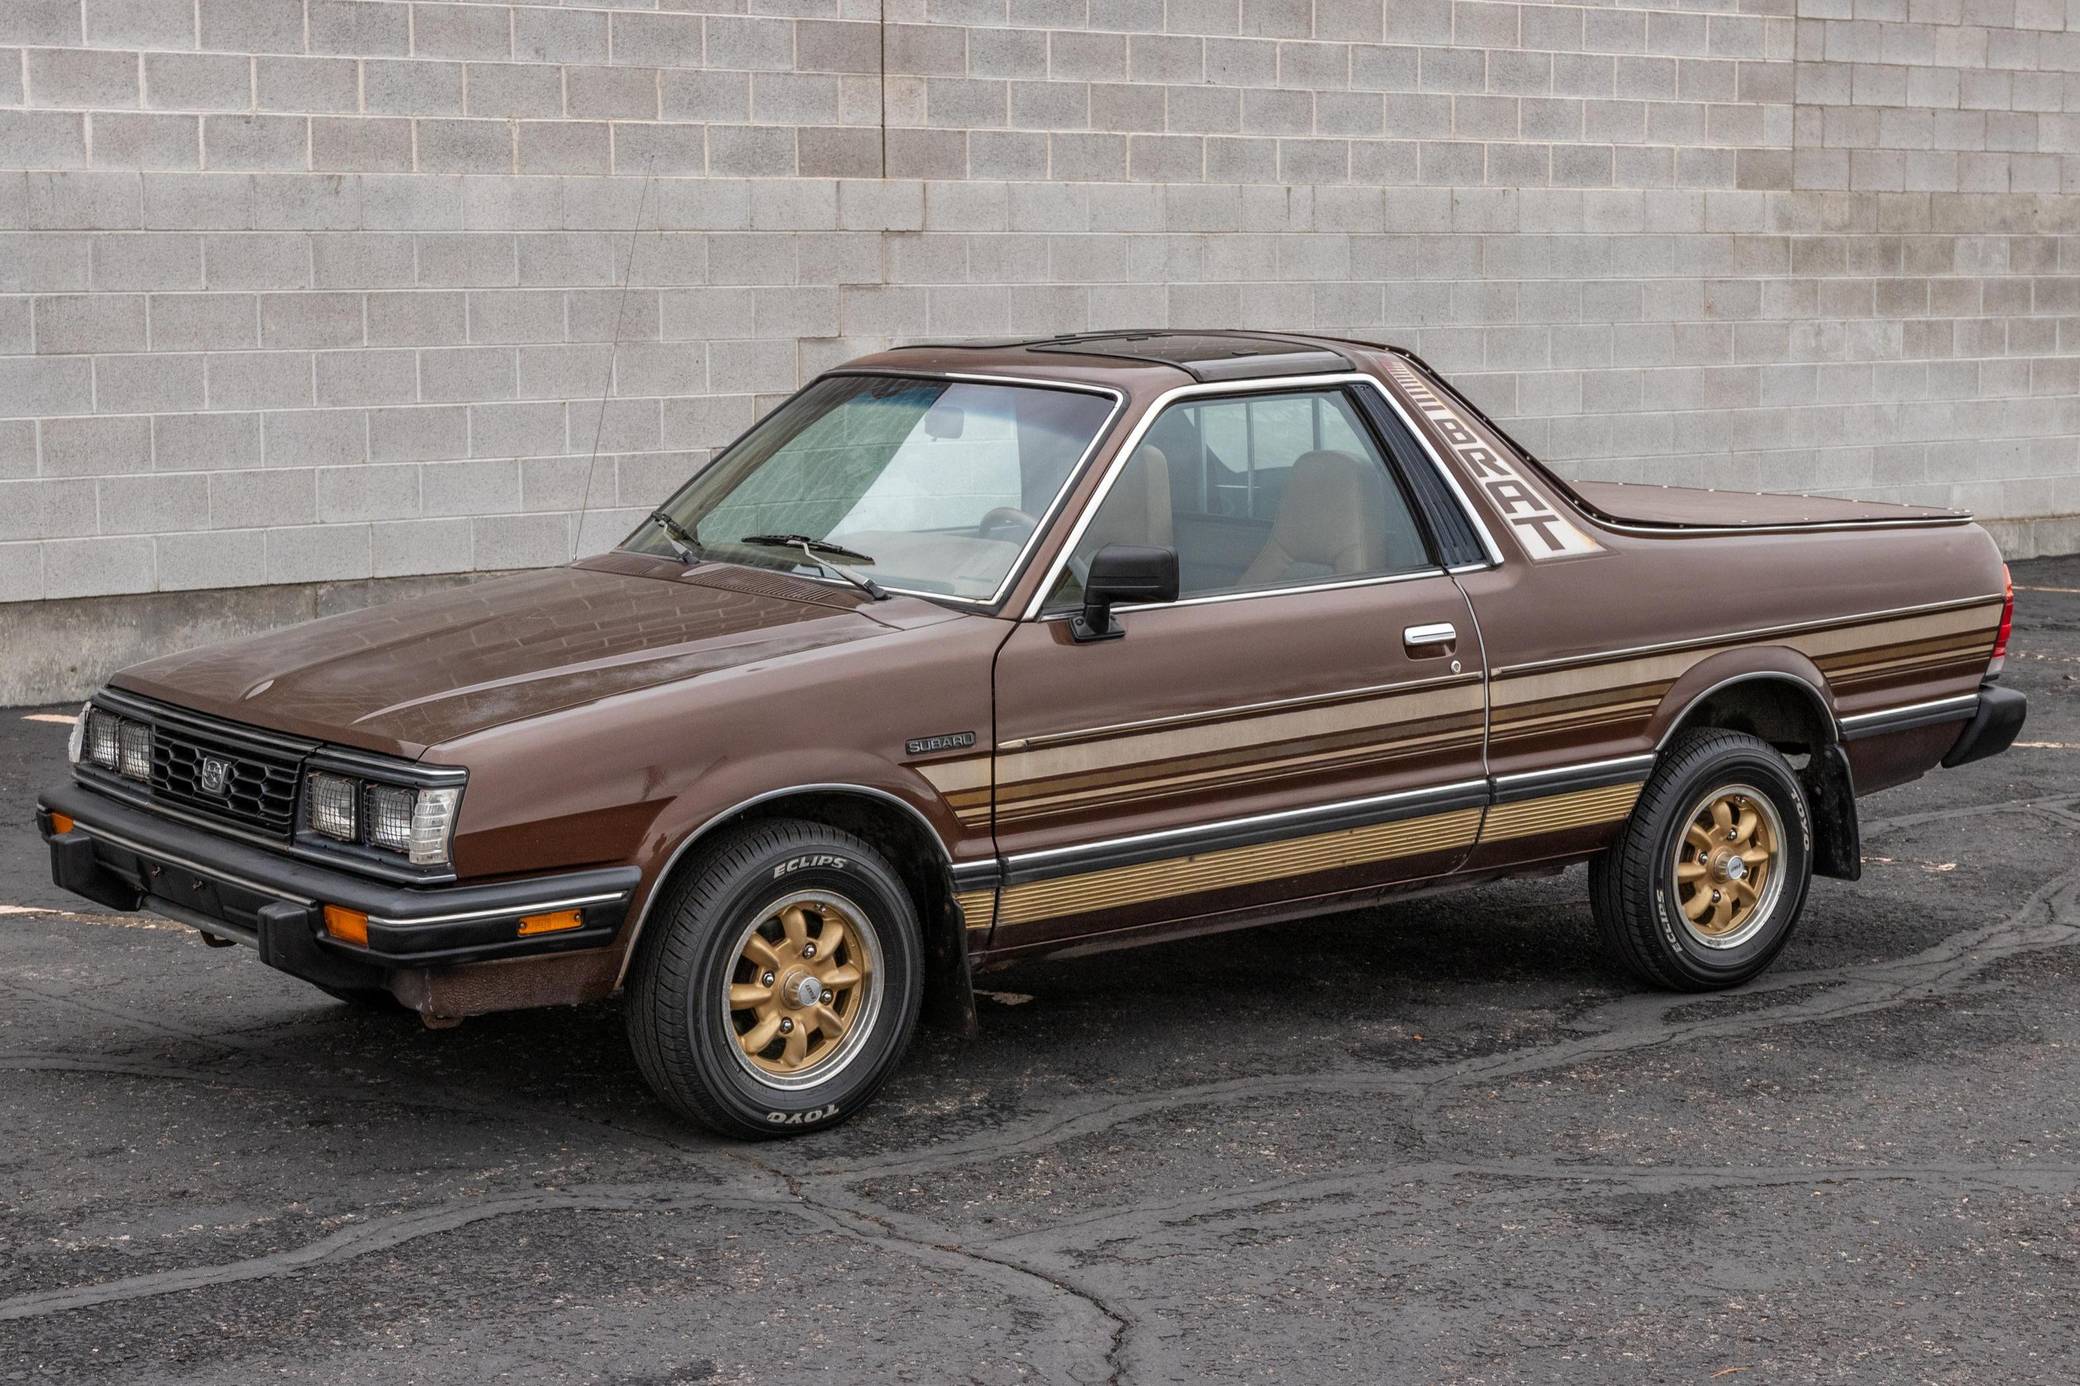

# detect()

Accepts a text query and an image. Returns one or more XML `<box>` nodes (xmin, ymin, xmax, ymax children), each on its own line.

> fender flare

<box><xmin>1650</xmin><ymin>654</ymin><xmax>1841</xmax><ymax>751</ymax></box>
<box><xmin>611</xmin><ymin>781</ymin><xmax>958</xmax><ymax>990</ymax></box>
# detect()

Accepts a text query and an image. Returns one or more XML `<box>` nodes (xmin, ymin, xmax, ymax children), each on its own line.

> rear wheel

<box><xmin>626</xmin><ymin>820</ymin><xmax>923</xmax><ymax>1137</ymax></box>
<box><xmin>1590</xmin><ymin>729</ymin><xmax>1814</xmax><ymax>990</ymax></box>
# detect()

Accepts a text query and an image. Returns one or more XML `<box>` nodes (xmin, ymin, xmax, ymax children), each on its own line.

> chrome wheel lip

<box><xmin>720</xmin><ymin>888</ymin><xmax>886</xmax><ymax>1093</ymax></box>
<box><xmin>1673</xmin><ymin>782</ymin><xmax>1785</xmax><ymax>951</ymax></box>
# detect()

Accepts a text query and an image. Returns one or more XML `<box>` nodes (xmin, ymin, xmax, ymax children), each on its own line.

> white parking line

<box><xmin>22</xmin><ymin>713</ymin><xmax>75</xmax><ymax>724</ymax></box>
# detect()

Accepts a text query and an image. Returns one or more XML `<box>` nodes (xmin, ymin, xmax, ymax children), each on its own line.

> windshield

<box><xmin>624</xmin><ymin>374</ymin><xmax>1116</xmax><ymax>601</ymax></box>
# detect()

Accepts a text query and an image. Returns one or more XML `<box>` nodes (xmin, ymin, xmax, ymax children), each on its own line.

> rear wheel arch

<box><xmin>1656</xmin><ymin>664</ymin><xmax>1838</xmax><ymax>753</ymax></box>
<box><xmin>1650</xmin><ymin>662</ymin><xmax>1859</xmax><ymax>882</ymax></box>
<box><xmin>618</xmin><ymin>785</ymin><xmax>976</xmax><ymax>1033</ymax></box>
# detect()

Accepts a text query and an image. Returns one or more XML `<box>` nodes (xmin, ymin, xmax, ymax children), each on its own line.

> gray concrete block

<box><xmin>255</xmin><ymin>56</ymin><xmax>360</xmax><ymax>114</ymax></box>
<box><xmin>0</xmin><ymin>1</ymin><xmax>84</xmax><ymax>47</ymax></box>
<box><xmin>363</xmin><ymin>59</ymin><xmax>463</xmax><ymax>116</ymax></box>
<box><xmin>154</xmin><ymin>408</ymin><xmax>261</xmax><ymax>470</ymax></box>
<box><xmin>367</xmin><ymin>402</ymin><xmax>464</xmax><ymax>460</ymax></box>
<box><xmin>143</xmin><ymin>51</ymin><xmax>250</xmax><ymax>110</ymax></box>
<box><xmin>412</xmin><ymin>3</ymin><xmax>511</xmax><ymax>62</ymax></box>
<box><xmin>94</xmin><ymin>349</ymin><xmax>204</xmax><ymax>411</ymax></box>
<box><xmin>205</xmin><ymin>348</ymin><xmax>312</xmax><ymax>409</ymax></box>
<box><xmin>514</xmin><ymin>9</ymin><xmax>608</xmax><ymax>66</ymax></box>
<box><xmin>40</xmin><ymin>413</ymin><xmax>152</xmax><ymax>475</ymax></box>
<box><xmin>371</xmin><ymin>515</ymin><xmax>472</xmax><ymax>575</ymax></box>
<box><xmin>307</xmin><ymin>0</ymin><xmax>409</xmax><ymax>58</ymax></box>
<box><xmin>37</xmin><ymin>291</ymin><xmax>148</xmax><ymax>353</ymax></box>
<box><xmin>316</xmin><ymin>460</ymin><xmax>416</xmax><ymax>520</ymax></box>
<box><xmin>100</xmin><ymin>470</ymin><xmax>208</xmax><ymax>533</ymax></box>
<box><xmin>262</xmin><ymin>406</ymin><xmax>364</xmax><ymax>467</ymax></box>
<box><xmin>198</xmin><ymin>0</ymin><xmax>303</xmax><ymax>56</ymax></box>
<box><xmin>309</xmin><ymin>118</ymin><xmax>412</xmax><ymax>174</ymax></box>
<box><xmin>612</xmin><ymin>12</ymin><xmax>706</xmax><ymax>69</ymax></box>
<box><xmin>203</xmin><ymin>114</ymin><xmax>307</xmax><ymax>171</ymax></box>
<box><xmin>91</xmin><ymin>113</ymin><xmax>203</xmax><ymax>170</ymax></box>
<box><xmin>46</xmin><ymin>535</ymin><xmax>156</xmax><ymax>597</ymax></box>
<box><xmin>155</xmin><ymin>525</ymin><xmax>266</xmax><ymax>588</ymax></box>
<box><xmin>28</xmin><ymin>46</ymin><xmax>140</xmax><ymax>109</ymax></box>
<box><xmin>264</xmin><ymin>521</ymin><xmax>370</xmax><ymax>583</ymax></box>
<box><xmin>314</xmin><ymin>345</ymin><xmax>415</xmax><ymax>405</ymax></box>
<box><xmin>1</xmin><ymin>112</ymin><xmax>90</xmax><ymax>169</ymax></box>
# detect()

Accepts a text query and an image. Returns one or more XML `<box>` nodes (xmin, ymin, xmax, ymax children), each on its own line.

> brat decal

<box><xmin>1382</xmin><ymin>358</ymin><xmax>1603</xmax><ymax>560</ymax></box>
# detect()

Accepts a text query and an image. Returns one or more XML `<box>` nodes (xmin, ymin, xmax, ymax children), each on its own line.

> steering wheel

<box><xmin>977</xmin><ymin>506</ymin><xmax>1038</xmax><ymax>542</ymax></box>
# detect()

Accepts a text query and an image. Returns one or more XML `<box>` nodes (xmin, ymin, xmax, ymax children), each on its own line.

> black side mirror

<box><xmin>1071</xmin><ymin>544</ymin><xmax>1179</xmax><ymax>643</ymax></box>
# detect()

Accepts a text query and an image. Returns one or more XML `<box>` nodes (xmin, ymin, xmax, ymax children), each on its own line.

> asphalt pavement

<box><xmin>2</xmin><ymin>555</ymin><xmax>2077</xmax><ymax>1383</ymax></box>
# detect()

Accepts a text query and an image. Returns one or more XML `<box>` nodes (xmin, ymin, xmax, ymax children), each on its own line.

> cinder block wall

<box><xmin>1</xmin><ymin>0</ymin><xmax>2076</xmax><ymax>622</ymax></box>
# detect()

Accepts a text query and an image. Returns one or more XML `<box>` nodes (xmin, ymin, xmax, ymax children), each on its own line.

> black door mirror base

<box><xmin>1072</xmin><ymin>544</ymin><xmax>1180</xmax><ymax>642</ymax></box>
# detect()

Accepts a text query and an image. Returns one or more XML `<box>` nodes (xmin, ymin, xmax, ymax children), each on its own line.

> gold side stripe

<box><xmin>993</xmin><ymin>729</ymin><xmax>1487</xmax><ymax>822</ymax></box>
<box><xmin>994</xmin><ymin>807</ymin><xmax>1484</xmax><ymax>928</ymax></box>
<box><xmin>956</xmin><ymin>888</ymin><xmax>995</xmax><ymax>931</ymax></box>
<box><xmin>1480</xmin><ymin>782</ymin><xmax>1643</xmax><ymax>843</ymax></box>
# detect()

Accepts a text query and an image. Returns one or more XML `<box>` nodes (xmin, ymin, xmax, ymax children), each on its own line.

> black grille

<box><xmin>150</xmin><ymin>726</ymin><xmax>301</xmax><ymax>837</ymax></box>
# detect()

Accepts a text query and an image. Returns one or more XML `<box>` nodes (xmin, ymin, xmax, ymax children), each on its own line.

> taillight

<box><xmin>1989</xmin><ymin>564</ymin><xmax>2013</xmax><ymax>677</ymax></box>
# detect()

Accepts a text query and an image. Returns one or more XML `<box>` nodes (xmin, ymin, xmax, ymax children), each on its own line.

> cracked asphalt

<box><xmin>3</xmin><ymin>554</ymin><xmax>2077</xmax><ymax>1384</ymax></box>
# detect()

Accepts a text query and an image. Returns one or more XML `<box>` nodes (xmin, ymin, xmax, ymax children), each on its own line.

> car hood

<box><xmin>110</xmin><ymin>558</ymin><xmax>941</xmax><ymax>757</ymax></box>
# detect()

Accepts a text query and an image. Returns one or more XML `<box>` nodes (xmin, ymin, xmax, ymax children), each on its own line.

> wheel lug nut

<box><xmin>820</xmin><ymin>988</ymin><xmax>832</xmax><ymax>1004</ymax></box>
<box><xmin>801</xmin><ymin>942</ymin><xmax>816</xmax><ymax>959</ymax></box>
<box><xmin>778</xmin><ymin>1017</ymin><xmax>794</xmax><ymax>1034</ymax></box>
<box><xmin>761</xmin><ymin>971</ymin><xmax>775</xmax><ymax>986</ymax></box>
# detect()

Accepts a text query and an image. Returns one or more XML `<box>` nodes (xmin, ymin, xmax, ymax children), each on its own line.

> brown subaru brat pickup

<box><xmin>37</xmin><ymin>332</ymin><xmax>2026</xmax><ymax>1136</ymax></box>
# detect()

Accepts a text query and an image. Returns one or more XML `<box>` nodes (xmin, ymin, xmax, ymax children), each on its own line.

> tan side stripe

<box><xmin>994</xmin><ymin>726</ymin><xmax>1486</xmax><ymax>821</ymax></box>
<box><xmin>1480</xmin><ymin>782</ymin><xmax>1643</xmax><ymax>843</ymax></box>
<box><xmin>995</xmin><ymin>807</ymin><xmax>1484</xmax><ymax>928</ymax></box>
<box><xmin>956</xmin><ymin>889</ymin><xmax>995</xmax><ymax>931</ymax></box>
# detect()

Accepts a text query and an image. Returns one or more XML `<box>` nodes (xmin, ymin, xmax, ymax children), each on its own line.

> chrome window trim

<box><xmin>649</xmin><ymin>369</ymin><xmax>1127</xmax><ymax>614</ymax></box>
<box><xmin>1018</xmin><ymin>371</ymin><xmax>1503</xmax><ymax>621</ymax></box>
<box><xmin>1589</xmin><ymin>513</ymin><xmax>1974</xmax><ymax>537</ymax></box>
<box><xmin>1363</xmin><ymin>376</ymin><xmax>1507</xmax><ymax>567</ymax></box>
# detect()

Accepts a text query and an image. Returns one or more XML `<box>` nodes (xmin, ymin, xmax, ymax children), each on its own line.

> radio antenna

<box><xmin>571</xmin><ymin>155</ymin><xmax>659</xmax><ymax>562</ymax></box>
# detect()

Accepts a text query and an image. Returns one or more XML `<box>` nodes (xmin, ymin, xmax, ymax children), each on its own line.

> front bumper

<box><xmin>1942</xmin><ymin>683</ymin><xmax>2028</xmax><ymax>769</ymax></box>
<box><xmin>36</xmin><ymin>781</ymin><xmax>639</xmax><ymax>994</ymax></box>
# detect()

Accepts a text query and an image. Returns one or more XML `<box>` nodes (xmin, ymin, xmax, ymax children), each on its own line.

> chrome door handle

<box><xmin>1403</xmin><ymin>622</ymin><xmax>1458</xmax><ymax>651</ymax></box>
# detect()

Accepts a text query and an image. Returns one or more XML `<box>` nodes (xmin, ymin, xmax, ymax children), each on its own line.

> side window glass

<box><xmin>1046</xmin><ymin>388</ymin><xmax>1435</xmax><ymax>611</ymax></box>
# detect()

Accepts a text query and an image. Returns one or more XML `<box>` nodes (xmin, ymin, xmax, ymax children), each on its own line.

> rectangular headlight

<box><xmin>306</xmin><ymin>771</ymin><xmax>359</xmax><ymax>842</ymax></box>
<box><xmin>363</xmin><ymin>783</ymin><xmax>416</xmax><ymax>853</ymax></box>
<box><xmin>86</xmin><ymin>709</ymin><xmax>119</xmax><ymax>770</ymax></box>
<box><xmin>116</xmin><ymin>719</ymin><xmax>152</xmax><ymax>781</ymax></box>
<box><xmin>408</xmin><ymin>786</ymin><xmax>461</xmax><ymax>867</ymax></box>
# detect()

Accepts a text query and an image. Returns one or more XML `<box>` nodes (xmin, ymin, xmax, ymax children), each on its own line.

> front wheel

<box><xmin>625</xmin><ymin>820</ymin><xmax>923</xmax><ymax>1138</ymax></box>
<box><xmin>1589</xmin><ymin>729</ymin><xmax>1814</xmax><ymax>990</ymax></box>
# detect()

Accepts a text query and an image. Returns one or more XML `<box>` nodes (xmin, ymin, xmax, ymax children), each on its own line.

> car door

<box><xmin>984</xmin><ymin>378</ymin><xmax>1489</xmax><ymax>956</ymax></box>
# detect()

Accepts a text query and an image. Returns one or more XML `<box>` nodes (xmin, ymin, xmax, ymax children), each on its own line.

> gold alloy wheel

<box><xmin>725</xmin><ymin>891</ymin><xmax>881</xmax><ymax>1087</ymax></box>
<box><xmin>1672</xmin><ymin>783</ymin><xmax>1784</xmax><ymax>949</ymax></box>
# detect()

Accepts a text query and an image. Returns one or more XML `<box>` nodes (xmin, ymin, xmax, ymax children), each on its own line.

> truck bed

<box><xmin>1566</xmin><ymin>480</ymin><xmax>1968</xmax><ymax>532</ymax></box>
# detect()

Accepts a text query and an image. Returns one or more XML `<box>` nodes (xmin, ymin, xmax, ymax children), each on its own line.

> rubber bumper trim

<box><xmin>1941</xmin><ymin>684</ymin><xmax>2028</xmax><ymax>769</ymax></box>
<box><xmin>36</xmin><ymin>782</ymin><xmax>638</xmax><ymax>973</ymax></box>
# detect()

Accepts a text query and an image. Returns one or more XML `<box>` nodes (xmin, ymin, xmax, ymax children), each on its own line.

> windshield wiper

<box><xmin>644</xmin><ymin>510</ymin><xmax>703</xmax><ymax>565</ymax></box>
<box><xmin>735</xmin><ymin>534</ymin><xmax>889</xmax><ymax>602</ymax></box>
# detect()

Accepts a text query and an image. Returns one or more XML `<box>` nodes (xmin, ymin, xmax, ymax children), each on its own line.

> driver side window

<box><xmin>1045</xmin><ymin>387</ymin><xmax>1433</xmax><ymax>611</ymax></box>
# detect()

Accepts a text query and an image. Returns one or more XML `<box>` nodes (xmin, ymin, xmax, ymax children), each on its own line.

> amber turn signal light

<box><xmin>322</xmin><ymin>904</ymin><xmax>369</xmax><ymax>947</ymax></box>
<box><xmin>48</xmin><ymin>812</ymin><xmax>75</xmax><ymax>835</ymax></box>
<box><xmin>516</xmin><ymin>909</ymin><xmax>584</xmax><ymax>937</ymax></box>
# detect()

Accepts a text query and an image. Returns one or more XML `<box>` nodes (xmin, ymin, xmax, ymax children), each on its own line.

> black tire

<box><xmin>1589</xmin><ymin>729</ymin><xmax>1814</xmax><ymax>991</ymax></box>
<box><xmin>625</xmin><ymin>819</ymin><xmax>924</xmax><ymax>1138</ymax></box>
